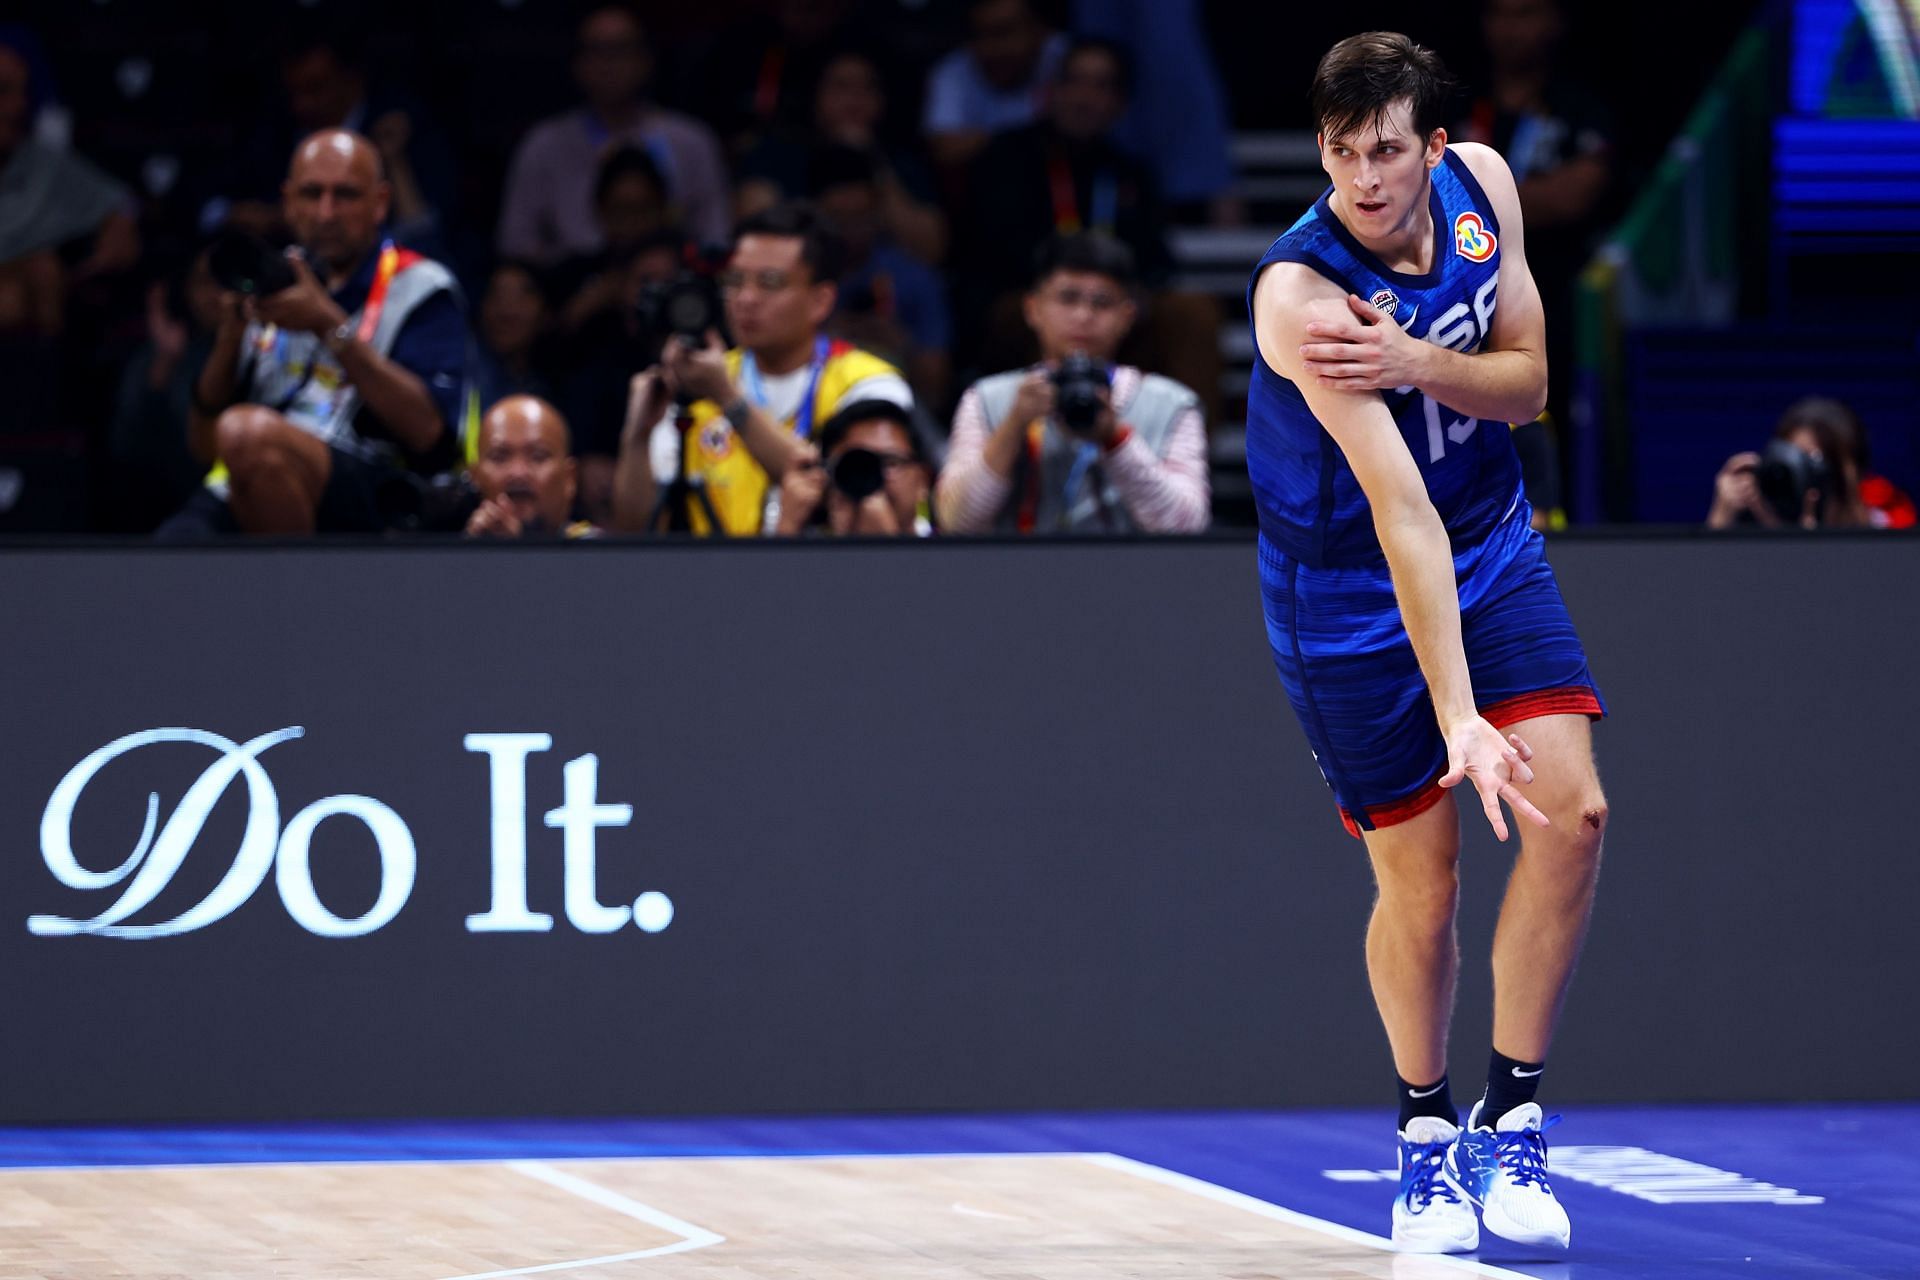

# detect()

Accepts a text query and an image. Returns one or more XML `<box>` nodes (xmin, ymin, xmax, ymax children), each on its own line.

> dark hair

<box><xmin>1775</xmin><ymin>397</ymin><xmax>1867</xmax><ymax>473</ymax></box>
<box><xmin>1058</xmin><ymin>36</ymin><xmax>1133</xmax><ymax>100</ymax></box>
<box><xmin>487</xmin><ymin>258</ymin><xmax>553</xmax><ymax>309</ymax></box>
<box><xmin>806</xmin><ymin>144</ymin><xmax>880</xmax><ymax>197</ymax></box>
<box><xmin>278</xmin><ymin>19</ymin><xmax>367</xmax><ymax>72</ymax></box>
<box><xmin>1030</xmin><ymin>231</ymin><xmax>1136</xmax><ymax>291</ymax></box>
<box><xmin>578</xmin><ymin>2</ymin><xmax>648</xmax><ymax>42</ymax></box>
<box><xmin>594</xmin><ymin>145</ymin><xmax>667</xmax><ymax>208</ymax></box>
<box><xmin>817</xmin><ymin>399</ymin><xmax>932</xmax><ymax>469</ymax></box>
<box><xmin>733</xmin><ymin>200</ymin><xmax>845</xmax><ymax>285</ymax></box>
<box><xmin>1309</xmin><ymin>31</ymin><xmax>1456</xmax><ymax>143</ymax></box>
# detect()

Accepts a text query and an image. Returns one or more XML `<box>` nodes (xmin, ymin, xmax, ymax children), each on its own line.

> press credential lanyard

<box><xmin>740</xmin><ymin>334</ymin><xmax>832</xmax><ymax>441</ymax></box>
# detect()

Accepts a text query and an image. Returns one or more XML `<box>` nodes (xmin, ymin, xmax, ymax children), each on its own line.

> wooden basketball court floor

<box><xmin>1</xmin><ymin>1150</ymin><xmax>1508</xmax><ymax>1280</ymax></box>
<box><xmin>4</xmin><ymin>1105</ymin><xmax>1914</xmax><ymax>1280</ymax></box>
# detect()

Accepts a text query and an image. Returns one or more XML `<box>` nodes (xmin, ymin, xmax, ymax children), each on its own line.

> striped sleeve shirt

<box><xmin>936</xmin><ymin>365</ymin><xmax>1211</xmax><ymax>534</ymax></box>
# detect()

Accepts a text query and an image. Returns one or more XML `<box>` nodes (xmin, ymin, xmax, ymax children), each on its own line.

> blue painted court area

<box><xmin>2</xmin><ymin>1105</ymin><xmax>1912</xmax><ymax>1279</ymax></box>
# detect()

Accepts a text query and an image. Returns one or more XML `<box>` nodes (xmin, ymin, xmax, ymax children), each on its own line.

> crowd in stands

<box><xmin>0</xmin><ymin>0</ymin><xmax>1908</xmax><ymax>538</ymax></box>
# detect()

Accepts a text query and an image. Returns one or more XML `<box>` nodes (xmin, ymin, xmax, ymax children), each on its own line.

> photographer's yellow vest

<box><xmin>682</xmin><ymin>341</ymin><xmax>900</xmax><ymax>536</ymax></box>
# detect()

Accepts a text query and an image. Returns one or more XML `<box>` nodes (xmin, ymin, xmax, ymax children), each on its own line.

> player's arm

<box><xmin>1256</xmin><ymin>264</ymin><xmax>1547</xmax><ymax>840</ymax></box>
<box><xmin>1297</xmin><ymin>143</ymin><xmax>1548</xmax><ymax>426</ymax></box>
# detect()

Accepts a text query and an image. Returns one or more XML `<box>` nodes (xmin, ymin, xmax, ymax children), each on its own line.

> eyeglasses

<box><xmin>718</xmin><ymin>269</ymin><xmax>799</xmax><ymax>294</ymax></box>
<box><xmin>1043</xmin><ymin>287</ymin><xmax>1125</xmax><ymax>313</ymax></box>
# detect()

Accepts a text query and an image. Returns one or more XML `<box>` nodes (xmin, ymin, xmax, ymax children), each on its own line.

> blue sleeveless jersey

<box><xmin>1244</xmin><ymin>149</ymin><xmax>1524</xmax><ymax>568</ymax></box>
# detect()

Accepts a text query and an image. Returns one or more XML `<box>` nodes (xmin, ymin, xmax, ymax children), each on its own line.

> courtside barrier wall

<box><xmin>3</xmin><ymin>535</ymin><xmax>1913</xmax><ymax>1122</ymax></box>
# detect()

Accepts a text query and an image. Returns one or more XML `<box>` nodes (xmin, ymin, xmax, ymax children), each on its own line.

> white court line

<box><xmin>0</xmin><ymin>1149</ymin><xmax>1086</xmax><ymax>1175</ymax></box>
<box><xmin>1085</xmin><ymin>1153</ymin><xmax>1541</xmax><ymax>1280</ymax></box>
<box><xmin>436</xmin><ymin>1160</ymin><xmax>724</xmax><ymax>1280</ymax></box>
<box><xmin>3</xmin><ymin>1147</ymin><xmax>1542</xmax><ymax>1276</ymax></box>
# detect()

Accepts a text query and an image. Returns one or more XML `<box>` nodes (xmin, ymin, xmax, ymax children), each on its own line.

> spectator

<box><xmin>737</xmin><ymin>46</ymin><xmax>948</xmax><ymax>264</ymax></box>
<box><xmin>475</xmin><ymin>260</ymin><xmax>557</xmax><ymax>411</ymax></box>
<box><xmin>1709</xmin><ymin>398</ymin><xmax>1915</xmax><ymax>530</ymax></box>
<box><xmin>937</xmin><ymin>231</ymin><xmax>1208</xmax><ymax>535</ymax></box>
<box><xmin>158</xmin><ymin>130</ymin><xmax>471</xmax><ymax>537</ymax></box>
<box><xmin>553</xmin><ymin>147</ymin><xmax>677</xmax><ymax>341</ymax></box>
<box><xmin>557</xmin><ymin>228</ymin><xmax>693</xmax><ymax>525</ymax></box>
<box><xmin>683</xmin><ymin>0</ymin><xmax>858</xmax><ymax>149</ymax></box>
<box><xmin>962</xmin><ymin>37</ymin><xmax>1217</xmax><ymax>409</ymax></box>
<box><xmin>465</xmin><ymin>395</ymin><xmax>595</xmax><ymax>539</ymax></box>
<box><xmin>101</xmin><ymin>251</ymin><xmax>225</xmax><ymax>532</ymax></box>
<box><xmin>812</xmin><ymin>145</ymin><xmax>952</xmax><ymax>413</ymax></box>
<box><xmin>1070</xmin><ymin>0</ymin><xmax>1240</xmax><ymax>222</ymax></box>
<box><xmin>1456</xmin><ymin>0</ymin><xmax>1613</xmax><ymax>470</ymax></box>
<box><xmin>772</xmin><ymin>398</ymin><xmax>934</xmax><ymax>537</ymax></box>
<box><xmin>0</xmin><ymin>32</ymin><xmax>141</xmax><ymax>339</ymax></box>
<box><xmin>216</xmin><ymin>24</ymin><xmax>458</xmax><ymax>262</ymax></box>
<box><xmin>497</xmin><ymin>5</ymin><xmax>730</xmax><ymax>261</ymax></box>
<box><xmin>609</xmin><ymin>201</ymin><xmax>911</xmax><ymax>536</ymax></box>
<box><xmin>923</xmin><ymin>0</ymin><xmax>1066</xmax><ymax>175</ymax></box>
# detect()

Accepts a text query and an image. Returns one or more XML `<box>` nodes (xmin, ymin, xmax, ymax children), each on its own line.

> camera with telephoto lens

<box><xmin>632</xmin><ymin>268</ymin><xmax>725</xmax><ymax>363</ymax></box>
<box><xmin>1049</xmin><ymin>352</ymin><xmax>1111</xmax><ymax>435</ymax></box>
<box><xmin>828</xmin><ymin>448</ymin><xmax>886</xmax><ymax>501</ymax></box>
<box><xmin>1752</xmin><ymin>438</ymin><xmax>1831</xmax><ymax>525</ymax></box>
<box><xmin>207</xmin><ymin>228</ymin><xmax>297</xmax><ymax>297</ymax></box>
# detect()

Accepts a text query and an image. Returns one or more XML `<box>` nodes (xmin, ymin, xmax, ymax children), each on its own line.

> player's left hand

<box><xmin>1439</xmin><ymin>719</ymin><xmax>1550</xmax><ymax>843</ymax></box>
<box><xmin>1299</xmin><ymin>294</ymin><xmax>1429</xmax><ymax>392</ymax></box>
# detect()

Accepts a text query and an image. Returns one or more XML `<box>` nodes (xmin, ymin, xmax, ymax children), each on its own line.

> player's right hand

<box><xmin>1439</xmin><ymin>718</ymin><xmax>1549</xmax><ymax>842</ymax></box>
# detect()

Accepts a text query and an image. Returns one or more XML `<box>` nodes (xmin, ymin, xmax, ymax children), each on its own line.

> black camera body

<box><xmin>828</xmin><ymin>447</ymin><xmax>887</xmax><ymax>501</ymax></box>
<box><xmin>632</xmin><ymin>271</ymin><xmax>725</xmax><ymax>361</ymax></box>
<box><xmin>1050</xmin><ymin>352</ymin><xmax>1111</xmax><ymax>435</ymax></box>
<box><xmin>207</xmin><ymin>229</ymin><xmax>297</xmax><ymax>298</ymax></box>
<box><xmin>1753</xmin><ymin>438</ymin><xmax>1831</xmax><ymax>524</ymax></box>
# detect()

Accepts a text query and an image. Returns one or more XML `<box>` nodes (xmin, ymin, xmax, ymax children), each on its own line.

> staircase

<box><xmin>1168</xmin><ymin>131</ymin><xmax>1325</xmax><ymax>528</ymax></box>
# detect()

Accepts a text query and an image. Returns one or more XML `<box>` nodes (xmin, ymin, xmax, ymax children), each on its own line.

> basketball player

<box><xmin>1246</xmin><ymin>33</ymin><xmax>1607</xmax><ymax>1253</ymax></box>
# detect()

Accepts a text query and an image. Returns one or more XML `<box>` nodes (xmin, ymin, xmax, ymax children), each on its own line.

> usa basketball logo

<box><xmin>1454</xmin><ymin>212</ymin><xmax>1497</xmax><ymax>263</ymax></box>
<box><xmin>1368</xmin><ymin>288</ymin><xmax>1399</xmax><ymax>318</ymax></box>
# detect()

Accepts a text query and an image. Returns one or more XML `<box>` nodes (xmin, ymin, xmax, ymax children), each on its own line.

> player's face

<box><xmin>1319</xmin><ymin>100</ymin><xmax>1445</xmax><ymax>240</ymax></box>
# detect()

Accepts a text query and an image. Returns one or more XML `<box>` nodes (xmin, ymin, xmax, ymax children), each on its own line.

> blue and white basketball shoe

<box><xmin>1393</xmin><ymin>1116</ymin><xmax>1479</xmax><ymax>1253</ymax></box>
<box><xmin>1445</xmin><ymin>1100</ymin><xmax>1571</xmax><ymax>1249</ymax></box>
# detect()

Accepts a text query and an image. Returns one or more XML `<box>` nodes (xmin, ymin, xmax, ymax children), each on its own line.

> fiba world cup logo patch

<box><xmin>699</xmin><ymin>419</ymin><xmax>735</xmax><ymax>460</ymax></box>
<box><xmin>1368</xmin><ymin>288</ymin><xmax>1399</xmax><ymax>318</ymax></box>
<box><xmin>1454</xmin><ymin>211</ymin><xmax>1496</xmax><ymax>263</ymax></box>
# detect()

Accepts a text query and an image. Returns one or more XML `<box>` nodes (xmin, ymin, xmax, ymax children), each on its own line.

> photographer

<box><xmin>1707</xmin><ymin>397</ymin><xmax>1898</xmax><ymax>530</ymax></box>
<box><xmin>609</xmin><ymin>201</ymin><xmax>911</xmax><ymax>536</ymax></box>
<box><xmin>936</xmin><ymin>232</ymin><xmax>1208</xmax><ymax>535</ymax></box>
<box><xmin>159</xmin><ymin>130</ymin><xmax>469</xmax><ymax>537</ymax></box>
<box><xmin>772</xmin><ymin>399</ymin><xmax>934</xmax><ymax>537</ymax></box>
<box><xmin>464</xmin><ymin>396</ymin><xmax>595</xmax><ymax>540</ymax></box>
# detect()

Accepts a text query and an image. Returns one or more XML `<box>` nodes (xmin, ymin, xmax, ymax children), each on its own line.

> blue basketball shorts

<box><xmin>1258</xmin><ymin>505</ymin><xmax>1606</xmax><ymax>838</ymax></box>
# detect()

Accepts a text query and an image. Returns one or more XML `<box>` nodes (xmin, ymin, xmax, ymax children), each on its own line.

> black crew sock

<box><xmin>1397</xmin><ymin>1072</ymin><xmax>1458</xmax><ymax>1131</ymax></box>
<box><xmin>1481</xmin><ymin>1048</ymin><xmax>1545</xmax><ymax>1126</ymax></box>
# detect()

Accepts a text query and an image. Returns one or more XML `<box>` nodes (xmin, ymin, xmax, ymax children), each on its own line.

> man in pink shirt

<box><xmin>497</xmin><ymin>4</ymin><xmax>730</xmax><ymax>261</ymax></box>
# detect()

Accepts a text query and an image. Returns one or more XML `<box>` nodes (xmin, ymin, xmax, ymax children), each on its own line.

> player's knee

<box><xmin>1552</xmin><ymin>791</ymin><xmax>1608</xmax><ymax>878</ymax></box>
<box><xmin>1376</xmin><ymin>864</ymin><xmax>1460</xmax><ymax>934</ymax></box>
